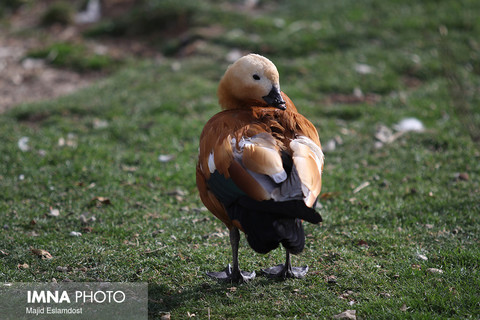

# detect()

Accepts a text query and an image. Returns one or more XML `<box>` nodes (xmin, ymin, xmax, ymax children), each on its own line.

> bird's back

<box><xmin>196</xmin><ymin>97</ymin><xmax>323</xmax><ymax>254</ymax></box>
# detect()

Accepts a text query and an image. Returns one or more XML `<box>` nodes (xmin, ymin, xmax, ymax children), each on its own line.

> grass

<box><xmin>1</xmin><ymin>0</ymin><xmax>480</xmax><ymax>319</ymax></box>
<box><xmin>26</xmin><ymin>42</ymin><xmax>120</xmax><ymax>72</ymax></box>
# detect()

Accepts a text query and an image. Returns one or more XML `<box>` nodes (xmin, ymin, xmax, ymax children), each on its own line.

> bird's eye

<box><xmin>252</xmin><ymin>74</ymin><xmax>260</xmax><ymax>80</ymax></box>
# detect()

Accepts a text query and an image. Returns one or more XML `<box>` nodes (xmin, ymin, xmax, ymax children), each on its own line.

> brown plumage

<box><xmin>196</xmin><ymin>54</ymin><xmax>324</xmax><ymax>282</ymax></box>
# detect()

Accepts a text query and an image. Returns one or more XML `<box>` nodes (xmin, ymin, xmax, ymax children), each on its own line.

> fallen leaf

<box><xmin>326</xmin><ymin>91</ymin><xmax>380</xmax><ymax>105</ymax></box>
<box><xmin>320</xmin><ymin>192</ymin><xmax>341</xmax><ymax>199</ymax></box>
<box><xmin>152</xmin><ymin>230</ymin><xmax>165</xmax><ymax>237</ymax></box>
<box><xmin>393</xmin><ymin>118</ymin><xmax>425</xmax><ymax>132</ymax></box>
<box><xmin>353</xmin><ymin>181</ymin><xmax>370</xmax><ymax>194</ymax></box>
<box><xmin>354</xmin><ymin>62</ymin><xmax>374</xmax><ymax>74</ymax></box>
<box><xmin>27</xmin><ymin>231</ymin><xmax>39</xmax><ymax>237</ymax></box>
<box><xmin>31</xmin><ymin>249</ymin><xmax>53</xmax><ymax>260</ymax></box>
<box><xmin>166</xmin><ymin>188</ymin><xmax>187</xmax><ymax>197</ymax></box>
<box><xmin>91</xmin><ymin>196</ymin><xmax>111</xmax><ymax>206</ymax></box>
<box><xmin>338</xmin><ymin>293</ymin><xmax>349</xmax><ymax>300</ymax></box>
<box><xmin>18</xmin><ymin>263</ymin><xmax>29</xmax><ymax>269</ymax></box>
<box><xmin>75</xmin><ymin>0</ymin><xmax>101</xmax><ymax>23</ymax></box>
<box><xmin>226</xmin><ymin>49</ymin><xmax>243</xmax><ymax>63</ymax></box>
<box><xmin>92</xmin><ymin>118</ymin><xmax>108</xmax><ymax>129</ymax></box>
<box><xmin>171</xmin><ymin>61</ymin><xmax>181</xmax><ymax>72</ymax></box>
<box><xmin>121</xmin><ymin>165</ymin><xmax>138</xmax><ymax>172</ymax></box>
<box><xmin>79</xmin><ymin>213</ymin><xmax>96</xmax><ymax>224</ymax></box>
<box><xmin>417</xmin><ymin>254</ymin><xmax>428</xmax><ymax>261</ymax></box>
<box><xmin>452</xmin><ymin>226</ymin><xmax>462</xmax><ymax>234</ymax></box>
<box><xmin>333</xmin><ymin>309</ymin><xmax>356</xmax><ymax>319</ymax></box>
<box><xmin>192</xmin><ymin>217</ymin><xmax>209</xmax><ymax>224</ymax></box>
<box><xmin>158</xmin><ymin>154</ymin><xmax>175</xmax><ymax>163</ymax></box>
<box><xmin>193</xmin><ymin>207</ymin><xmax>208</xmax><ymax>214</ymax></box>
<box><xmin>48</xmin><ymin>207</ymin><xmax>60</xmax><ymax>217</ymax></box>
<box><xmin>323</xmin><ymin>138</ymin><xmax>337</xmax><ymax>152</ymax></box>
<box><xmin>375</xmin><ymin>126</ymin><xmax>392</xmax><ymax>142</ymax></box>
<box><xmin>357</xmin><ymin>240</ymin><xmax>369</xmax><ymax>247</ymax></box>
<box><xmin>82</xmin><ymin>226</ymin><xmax>93</xmax><ymax>233</ymax></box>
<box><xmin>144</xmin><ymin>246</ymin><xmax>167</xmax><ymax>254</ymax></box>
<box><xmin>159</xmin><ymin>312</ymin><xmax>171</xmax><ymax>320</ymax></box>
<box><xmin>0</xmin><ymin>249</ymin><xmax>9</xmax><ymax>257</ymax></box>
<box><xmin>58</xmin><ymin>133</ymin><xmax>77</xmax><ymax>148</ymax></box>
<box><xmin>454</xmin><ymin>172</ymin><xmax>469</xmax><ymax>181</ymax></box>
<box><xmin>70</xmin><ymin>231</ymin><xmax>82</xmax><ymax>237</ymax></box>
<box><xmin>203</xmin><ymin>231</ymin><xmax>228</xmax><ymax>239</ymax></box>
<box><xmin>18</xmin><ymin>137</ymin><xmax>30</xmax><ymax>152</ymax></box>
<box><xmin>56</xmin><ymin>266</ymin><xmax>68</xmax><ymax>272</ymax></box>
<box><xmin>326</xmin><ymin>275</ymin><xmax>337</xmax><ymax>284</ymax></box>
<box><xmin>411</xmin><ymin>264</ymin><xmax>421</xmax><ymax>270</ymax></box>
<box><xmin>400</xmin><ymin>303</ymin><xmax>408</xmax><ymax>312</ymax></box>
<box><xmin>407</xmin><ymin>187</ymin><xmax>417</xmax><ymax>195</ymax></box>
<box><xmin>426</xmin><ymin>268</ymin><xmax>444</xmax><ymax>274</ymax></box>
<box><xmin>166</xmin><ymin>188</ymin><xmax>187</xmax><ymax>201</ymax></box>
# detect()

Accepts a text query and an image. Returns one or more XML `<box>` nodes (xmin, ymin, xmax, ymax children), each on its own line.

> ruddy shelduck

<box><xmin>196</xmin><ymin>54</ymin><xmax>324</xmax><ymax>282</ymax></box>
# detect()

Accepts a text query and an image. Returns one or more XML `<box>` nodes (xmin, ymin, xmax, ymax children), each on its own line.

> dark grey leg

<box><xmin>262</xmin><ymin>250</ymin><xmax>308</xmax><ymax>279</ymax></box>
<box><xmin>206</xmin><ymin>227</ymin><xmax>256</xmax><ymax>282</ymax></box>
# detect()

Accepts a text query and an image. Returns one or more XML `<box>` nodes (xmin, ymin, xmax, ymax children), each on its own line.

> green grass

<box><xmin>26</xmin><ymin>42</ymin><xmax>120</xmax><ymax>72</ymax></box>
<box><xmin>1</xmin><ymin>0</ymin><xmax>480</xmax><ymax>319</ymax></box>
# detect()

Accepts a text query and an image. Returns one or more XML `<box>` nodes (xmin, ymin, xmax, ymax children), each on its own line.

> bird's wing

<box><xmin>289</xmin><ymin>136</ymin><xmax>324</xmax><ymax>207</ymax></box>
<box><xmin>198</xmin><ymin>112</ymin><xmax>280</xmax><ymax>204</ymax></box>
<box><xmin>197</xmin><ymin>108</ymin><xmax>324</xmax><ymax>227</ymax></box>
<box><xmin>196</xmin><ymin>166</ymin><xmax>233</xmax><ymax>228</ymax></box>
<box><xmin>197</xmin><ymin>111</ymin><xmax>279</xmax><ymax>229</ymax></box>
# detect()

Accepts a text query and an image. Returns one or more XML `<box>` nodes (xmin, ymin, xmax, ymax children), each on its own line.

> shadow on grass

<box><xmin>148</xmin><ymin>280</ymin><xmax>232</xmax><ymax>316</ymax></box>
<box><xmin>147</xmin><ymin>275</ymin><xmax>295</xmax><ymax>317</ymax></box>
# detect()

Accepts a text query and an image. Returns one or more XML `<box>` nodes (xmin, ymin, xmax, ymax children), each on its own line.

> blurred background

<box><xmin>1</xmin><ymin>0</ymin><xmax>479</xmax><ymax>140</ymax></box>
<box><xmin>1</xmin><ymin>2</ymin><xmax>479</xmax><ymax>318</ymax></box>
<box><xmin>2</xmin><ymin>0</ymin><xmax>479</xmax><ymax>143</ymax></box>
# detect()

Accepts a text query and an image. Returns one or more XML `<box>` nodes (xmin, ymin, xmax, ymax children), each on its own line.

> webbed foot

<box><xmin>262</xmin><ymin>264</ymin><xmax>308</xmax><ymax>279</ymax></box>
<box><xmin>207</xmin><ymin>264</ymin><xmax>256</xmax><ymax>283</ymax></box>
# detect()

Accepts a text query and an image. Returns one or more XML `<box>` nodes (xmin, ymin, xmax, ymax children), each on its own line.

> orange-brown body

<box><xmin>196</xmin><ymin>54</ymin><xmax>324</xmax><ymax>281</ymax></box>
<box><xmin>196</xmin><ymin>92</ymin><xmax>322</xmax><ymax>231</ymax></box>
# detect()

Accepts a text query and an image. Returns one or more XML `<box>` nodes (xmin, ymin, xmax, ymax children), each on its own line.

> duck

<box><xmin>196</xmin><ymin>54</ymin><xmax>324</xmax><ymax>282</ymax></box>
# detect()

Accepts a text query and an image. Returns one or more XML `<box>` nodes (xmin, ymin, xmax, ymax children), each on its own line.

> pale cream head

<box><xmin>218</xmin><ymin>54</ymin><xmax>285</xmax><ymax>110</ymax></box>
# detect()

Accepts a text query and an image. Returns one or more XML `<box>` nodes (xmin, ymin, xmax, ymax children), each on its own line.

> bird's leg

<box><xmin>262</xmin><ymin>250</ymin><xmax>308</xmax><ymax>279</ymax></box>
<box><xmin>206</xmin><ymin>227</ymin><xmax>256</xmax><ymax>283</ymax></box>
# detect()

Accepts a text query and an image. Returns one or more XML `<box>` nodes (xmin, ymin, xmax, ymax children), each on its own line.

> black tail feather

<box><xmin>227</xmin><ymin>204</ymin><xmax>280</xmax><ymax>254</ymax></box>
<box><xmin>237</xmin><ymin>197</ymin><xmax>322</xmax><ymax>224</ymax></box>
<box><xmin>226</xmin><ymin>197</ymin><xmax>318</xmax><ymax>254</ymax></box>
<box><xmin>274</xmin><ymin>219</ymin><xmax>305</xmax><ymax>254</ymax></box>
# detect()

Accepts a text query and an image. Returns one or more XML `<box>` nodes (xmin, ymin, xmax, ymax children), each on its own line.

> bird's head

<box><xmin>218</xmin><ymin>54</ymin><xmax>286</xmax><ymax>110</ymax></box>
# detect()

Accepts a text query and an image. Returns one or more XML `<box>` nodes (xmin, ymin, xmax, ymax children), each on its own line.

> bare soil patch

<box><xmin>0</xmin><ymin>1</ymin><xmax>158</xmax><ymax>113</ymax></box>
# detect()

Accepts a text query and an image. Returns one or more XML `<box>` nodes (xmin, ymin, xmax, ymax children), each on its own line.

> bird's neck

<box><xmin>218</xmin><ymin>84</ymin><xmax>265</xmax><ymax>111</ymax></box>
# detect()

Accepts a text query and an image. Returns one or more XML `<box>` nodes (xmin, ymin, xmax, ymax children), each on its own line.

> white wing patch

<box><xmin>209</xmin><ymin>134</ymin><xmax>323</xmax><ymax>207</ymax></box>
<box><xmin>289</xmin><ymin>136</ymin><xmax>324</xmax><ymax>207</ymax></box>
<box><xmin>207</xmin><ymin>152</ymin><xmax>216</xmax><ymax>173</ymax></box>
<box><xmin>231</xmin><ymin>134</ymin><xmax>287</xmax><ymax>185</ymax></box>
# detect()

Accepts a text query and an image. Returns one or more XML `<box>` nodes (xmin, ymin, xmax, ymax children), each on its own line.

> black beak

<box><xmin>262</xmin><ymin>86</ymin><xmax>286</xmax><ymax>110</ymax></box>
